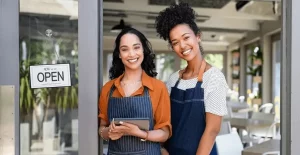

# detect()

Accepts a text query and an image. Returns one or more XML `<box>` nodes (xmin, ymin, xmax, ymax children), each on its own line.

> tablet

<box><xmin>113</xmin><ymin>118</ymin><xmax>150</xmax><ymax>131</ymax></box>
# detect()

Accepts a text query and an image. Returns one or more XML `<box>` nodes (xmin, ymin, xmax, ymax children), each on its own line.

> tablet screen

<box><xmin>114</xmin><ymin>118</ymin><xmax>150</xmax><ymax>131</ymax></box>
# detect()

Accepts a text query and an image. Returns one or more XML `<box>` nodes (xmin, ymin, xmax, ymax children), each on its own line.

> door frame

<box><xmin>78</xmin><ymin>0</ymin><xmax>103</xmax><ymax>154</ymax></box>
<box><xmin>0</xmin><ymin>0</ymin><xmax>20</xmax><ymax>154</ymax></box>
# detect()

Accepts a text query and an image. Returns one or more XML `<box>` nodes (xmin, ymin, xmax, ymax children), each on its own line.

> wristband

<box><xmin>141</xmin><ymin>131</ymin><xmax>148</xmax><ymax>142</ymax></box>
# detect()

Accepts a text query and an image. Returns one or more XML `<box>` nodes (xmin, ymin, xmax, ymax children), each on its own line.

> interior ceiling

<box><xmin>18</xmin><ymin>0</ymin><xmax>281</xmax><ymax>50</ymax></box>
<box><xmin>103</xmin><ymin>0</ymin><xmax>124</xmax><ymax>2</ymax></box>
<box><xmin>149</xmin><ymin>0</ymin><xmax>231</xmax><ymax>9</ymax></box>
<box><xmin>103</xmin><ymin>0</ymin><xmax>281</xmax><ymax>47</ymax></box>
<box><xmin>238</xmin><ymin>1</ymin><xmax>282</xmax><ymax>16</ymax></box>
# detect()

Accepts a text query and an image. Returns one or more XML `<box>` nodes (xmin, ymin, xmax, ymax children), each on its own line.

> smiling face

<box><xmin>119</xmin><ymin>33</ymin><xmax>144</xmax><ymax>71</ymax></box>
<box><xmin>169</xmin><ymin>24</ymin><xmax>201</xmax><ymax>61</ymax></box>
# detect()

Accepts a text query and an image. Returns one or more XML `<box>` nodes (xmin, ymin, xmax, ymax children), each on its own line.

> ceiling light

<box><xmin>219</xmin><ymin>35</ymin><xmax>224</xmax><ymax>40</ymax></box>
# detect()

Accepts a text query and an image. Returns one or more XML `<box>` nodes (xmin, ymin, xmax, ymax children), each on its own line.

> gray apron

<box><xmin>107</xmin><ymin>86</ymin><xmax>161</xmax><ymax>155</ymax></box>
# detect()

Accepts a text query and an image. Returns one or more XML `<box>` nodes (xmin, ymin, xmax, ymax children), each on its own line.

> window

<box><xmin>19</xmin><ymin>1</ymin><xmax>79</xmax><ymax>154</ymax></box>
<box><xmin>272</xmin><ymin>38</ymin><xmax>281</xmax><ymax>120</ymax></box>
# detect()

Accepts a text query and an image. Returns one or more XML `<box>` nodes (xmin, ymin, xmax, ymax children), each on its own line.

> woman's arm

<box><xmin>98</xmin><ymin>83</ymin><xmax>124</xmax><ymax>141</ymax></box>
<box><xmin>98</xmin><ymin>119</ymin><xmax>109</xmax><ymax>140</ymax></box>
<box><xmin>149</xmin><ymin>82</ymin><xmax>171</xmax><ymax>142</ymax></box>
<box><xmin>98</xmin><ymin>88</ymin><xmax>111</xmax><ymax>140</ymax></box>
<box><xmin>196</xmin><ymin>113</ymin><xmax>222</xmax><ymax>155</ymax></box>
<box><xmin>196</xmin><ymin>69</ymin><xmax>228</xmax><ymax>155</ymax></box>
<box><xmin>137</xmin><ymin>126</ymin><xmax>170</xmax><ymax>142</ymax></box>
<box><xmin>112</xmin><ymin>121</ymin><xmax>170</xmax><ymax>143</ymax></box>
<box><xmin>99</xmin><ymin>118</ymin><xmax>125</xmax><ymax>141</ymax></box>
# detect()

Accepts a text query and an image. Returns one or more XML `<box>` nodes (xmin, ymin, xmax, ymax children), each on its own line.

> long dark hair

<box><xmin>109</xmin><ymin>27</ymin><xmax>157</xmax><ymax>79</ymax></box>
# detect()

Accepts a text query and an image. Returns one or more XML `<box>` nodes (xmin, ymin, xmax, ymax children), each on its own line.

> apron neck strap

<box><xmin>109</xmin><ymin>85</ymin><xmax>149</xmax><ymax>98</ymax></box>
<box><xmin>109</xmin><ymin>85</ymin><xmax>116</xmax><ymax>97</ymax></box>
<box><xmin>197</xmin><ymin>60</ymin><xmax>207</xmax><ymax>82</ymax></box>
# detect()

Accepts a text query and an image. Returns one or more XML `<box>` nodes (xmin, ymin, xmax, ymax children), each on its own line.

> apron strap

<box><xmin>174</xmin><ymin>59</ymin><xmax>207</xmax><ymax>87</ymax></box>
<box><xmin>109</xmin><ymin>85</ymin><xmax>116</xmax><ymax>97</ymax></box>
<box><xmin>144</xmin><ymin>87</ymin><xmax>149</xmax><ymax>96</ymax></box>
<box><xmin>197</xmin><ymin>60</ymin><xmax>207</xmax><ymax>82</ymax></box>
<box><xmin>108</xmin><ymin>85</ymin><xmax>149</xmax><ymax>97</ymax></box>
<box><xmin>174</xmin><ymin>78</ymin><xmax>181</xmax><ymax>88</ymax></box>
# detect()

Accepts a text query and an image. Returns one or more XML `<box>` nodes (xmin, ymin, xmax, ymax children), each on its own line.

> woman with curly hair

<box><xmin>155</xmin><ymin>2</ymin><xmax>228</xmax><ymax>155</ymax></box>
<box><xmin>98</xmin><ymin>27</ymin><xmax>171</xmax><ymax>155</ymax></box>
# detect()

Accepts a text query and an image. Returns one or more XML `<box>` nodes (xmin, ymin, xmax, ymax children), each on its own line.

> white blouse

<box><xmin>166</xmin><ymin>67</ymin><xmax>228</xmax><ymax>116</ymax></box>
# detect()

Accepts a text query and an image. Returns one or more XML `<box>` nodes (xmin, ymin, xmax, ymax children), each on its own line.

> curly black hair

<box><xmin>155</xmin><ymin>2</ymin><xmax>204</xmax><ymax>55</ymax></box>
<box><xmin>155</xmin><ymin>2</ymin><xmax>200</xmax><ymax>42</ymax></box>
<box><xmin>109</xmin><ymin>27</ymin><xmax>157</xmax><ymax>80</ymax></box>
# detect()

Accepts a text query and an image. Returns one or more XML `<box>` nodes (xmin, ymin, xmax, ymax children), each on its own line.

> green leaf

<box><xmin>20</xmin><ymin>77</ymin><xmax>25</xmax><ymax>108</ymax></box>
<box><xmin>25</xmin><ymin>78</ymin><xmax>32</xmax><ymax>112</ymax></box>
<box><xmin>63</xmin><ymin>87</ymin><xmax>69</xmax><ymax>112</ymax></box>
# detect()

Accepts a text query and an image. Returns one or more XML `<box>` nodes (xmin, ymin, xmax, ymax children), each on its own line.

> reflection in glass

<box><xmin>19</xmin><ymin>0</ymin><xmax>78</xmax><ymax>154</ymax></box>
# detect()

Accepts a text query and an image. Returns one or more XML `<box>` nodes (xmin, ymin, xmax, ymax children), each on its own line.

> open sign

<box><xmin>30</xmin><ymin>64</ymin><xmax>71</xmax><ymax>88</ymax></box>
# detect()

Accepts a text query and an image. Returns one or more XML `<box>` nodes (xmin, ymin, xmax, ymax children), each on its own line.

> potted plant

<box><xmin>247</xmin><ymin>66</ymin><xmax>262</xmax><ymax>83</ymax></box>
<box><xmin>232</xmin><ymin>49</ymin><xmax>240</xmax><ymax>58</ymax></box>
<box><xmin>252</xmin><ymin>97</ymin><xmax>262</xmax><ymax>105</ymax></box>
<box><xmin>248</xmin><ymin>46</ymin><xmax>263</xmax><ymax>65</ymax></box>
<box><xmin>252</xmin><ymin>90</ymin><xmax>262</xmax><ymax>105</ymax></box>
<box><xmin>232</xmin><ymin>65</ymin><xmax>240</xmax><ymax>71</ymax></box>
<box><xmin>232</xmin><ymin>74</ymin><xmax>240</xmax><ymax>83</ymax></box>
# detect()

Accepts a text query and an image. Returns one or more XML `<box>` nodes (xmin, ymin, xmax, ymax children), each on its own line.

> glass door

<box><xmin>19</xmin><ymin>0</ymin><xmax>101</xmax><ymax>154</ymax></box>
<box><xmin>19</xmin><ymin>1</ymin><xmax>79</xmax><ymax>154</ymax></box>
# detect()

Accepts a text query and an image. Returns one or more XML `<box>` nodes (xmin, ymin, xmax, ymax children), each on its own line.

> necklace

<box><xmin>120</xmin><ymin>80</ymin><xmax>141</xmax><ymax>86</ymax></box>
<box><xmin>121</xmin><ymin>80</ymin><xmax>142</xmax><ymax>97</ymax></box>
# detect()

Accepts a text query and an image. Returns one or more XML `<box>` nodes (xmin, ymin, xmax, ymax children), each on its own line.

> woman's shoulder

<box><xmin>167</xmin><ymin>70</ymin><xmax>180</xmax><ymax>82</ymax></box>
<box><xmin>204</xmin><ymin>67</ymin><xmax>225</xmax><ymax>80</ymax></box>
<box><xmin>148</xmin><ymin>76</ymin><xmax>168</xmax><ymax>90</ymax></box>
<box><xmin>202</xmin><ymin>67</ymin><xmax>228</xmax><ymax>88</ymax></box>
<box><xmin>100</xmin><ymin>79</ymin><xmax>116</xmax><ymax>94</ymax></box>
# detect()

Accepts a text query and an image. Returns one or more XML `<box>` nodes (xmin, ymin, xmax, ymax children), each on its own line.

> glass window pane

<box><xmin>19</xmin><ymin>1</ymin><xmax>78</xmax><ymax>154</ymax></box>
<box><xmin>272</xmin><ymin>40</ymin><xmax>281</xmax><ymax>121</ymax></box>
